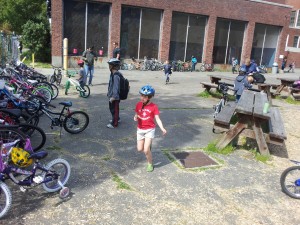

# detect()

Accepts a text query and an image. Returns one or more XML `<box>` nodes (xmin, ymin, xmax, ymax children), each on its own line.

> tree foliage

<box><xmin>0</xmin><ymin>0</ymin><xmax>50</xmax><ymax>62</ymax></box>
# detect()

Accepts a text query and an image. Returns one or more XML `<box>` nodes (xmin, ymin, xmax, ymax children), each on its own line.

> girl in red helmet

<box><xmin>77</xmin><ymin>59</ymin><xmax>87</xmax><ymax>88</ymax></box>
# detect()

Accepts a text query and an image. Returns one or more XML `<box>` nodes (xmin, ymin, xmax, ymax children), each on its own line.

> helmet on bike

<box><xmin>107</xmin><ymin>58</ymin><xmax>121</xmax><ymax>66</ymax></box>
<box><xmin>139</xmin><ymin>85</ymin><xmax>155</xmax><ymax>97</ymax></box>
<box><xmin>11</xmin><ymin>147</ymin><xmax>33</xmax><ymax>167</ymax></box>
<box><xmin>77</xmin><ymin>59</ymin><xmax>84</xmax><ymax>66</ymax></box>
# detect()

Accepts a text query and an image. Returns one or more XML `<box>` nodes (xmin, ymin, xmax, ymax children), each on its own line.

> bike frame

<box><xmin>40</xmin><ymin>104</ymin><xmax>70</xmax><ymax>127</ymax></box>
<box><xmin>67</xmin><ymin>77</ymin><xmax>85</xmax><ymax>92</ymax></box>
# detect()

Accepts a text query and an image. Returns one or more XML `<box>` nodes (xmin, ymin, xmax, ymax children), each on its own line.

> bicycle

<box><xmin>49</xmin><ymin>65</ymin><xmax>63</xmax><ymax>86</ymax></box>
<box><xmin>35</xmin><ymin>100</ymin><xmax>89</xmax><ymax>135</ymax></box>
<box><xmin>0</xmin><ymin>139</ymin><xmax>71</xmax><ymax>218</ymax></box>
<box><xmin>65</xmin><ymin>71</ymin><xmax>90</xmax><ymax>98</ymax></box>
<box><xmin>280</xmin><ymin>160</ymin><xmax>300</xmax><ymax>199</ymax></box>
<box><xmin>200</xmin><ymin>62</ymin><xmax>214</xmax><ymax>72</ymax></box>
<box><xmin>212</xmin><ymin>82</ymin><xmax>233</xmax><ymax>133</ymax></box>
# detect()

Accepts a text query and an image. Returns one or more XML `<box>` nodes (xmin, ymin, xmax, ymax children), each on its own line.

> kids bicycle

<box><xmin>0</xmin><ymin>138</ymin><xmax>71</xmax><ymax>218</ymax></box>
<box><xmin>65</xmin><ymin>71</ymin><xmax>90</xmax><ymax>98</ymax></box>
<box><xmin>280</xmin><ymin>160</ymin><xmax>300</xmax><ymax>199</ymax></box>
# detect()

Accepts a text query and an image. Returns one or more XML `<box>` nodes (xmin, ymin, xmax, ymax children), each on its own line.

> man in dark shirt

<box><xmin>82</xmin><ymin>46</ymin><xmax>97</xmax><ymax>86</ymax></box>
<box><xmin>112</xmin><ymin>42</ymin><xmax>121</xmax><ymax>60</ymax></box>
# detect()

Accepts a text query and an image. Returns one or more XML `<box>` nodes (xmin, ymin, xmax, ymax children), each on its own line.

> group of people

<box><xmin>75</xmin><ymin>44</ymin><xmax>167</xmax><ymax>173</ymax></box>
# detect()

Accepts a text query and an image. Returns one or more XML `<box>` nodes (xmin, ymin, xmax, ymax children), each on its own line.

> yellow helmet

<box><xmin>11</xmin><ymin>147</ymin><xmax>33</xmax><ymax>167</ymax></box>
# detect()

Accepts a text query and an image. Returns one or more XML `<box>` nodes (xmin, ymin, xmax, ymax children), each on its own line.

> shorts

<box><xmin>137</xmin><ymin>128</ymin><xmax>155</xmax><ymax>141</ymax></box>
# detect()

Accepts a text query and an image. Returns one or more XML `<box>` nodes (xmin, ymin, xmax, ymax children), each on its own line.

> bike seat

<box><xmin>27</xmin><ymin>79</ymin><xmax>38</xmax><ymax>84</ymax></box>
<box><xmin>28</xmin><ymin>151</ymin><xmax>48</xmax><ymax>160</ymax></box>
<box><xmin>59</xmin><ymin>101</ymin><xmax>72</xmax><ymax>107</ymax></box>
<box><xmin>0</xmin><ymin>108</ymin><xmax>22</xmax><ymax>118</ymax></box>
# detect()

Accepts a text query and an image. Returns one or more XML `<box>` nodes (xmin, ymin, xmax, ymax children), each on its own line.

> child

<box><xmin>231</xmin><ymin>57</ymin><xmax>238</xmax><ymax>74</ymax></box>
<box><xmin>134</xmin><ymin>85</ymin><xmax>167</xmax><ymax>172</ymax></box>
<box><xmin>288</xmin><ymin>61</ymin><xmax>295</xmax><ymax>73</ymax></box>
<box><xmin>191</xmin><ymin>56</ymin><xmax>197</xmax><ymax>72</ymax></box>
<box><xmin>77</xmin><ymin>60</ymin><xmax>87</xmax><ymax>88</ymax></box>
<box><xmin>163</xmin><ymin>60</ymin><xmax>172</xmax><ymax>84</ymax></box>
<box><xmin>234</xmin><ymin>67</ymin><xmax>253</xmax><ymax>102</ymax></box>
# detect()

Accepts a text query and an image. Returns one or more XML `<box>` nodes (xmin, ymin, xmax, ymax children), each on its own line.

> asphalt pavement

<box><xmin>2</xmin><ymin>67</ymin><xmax>300</xmax><ymax>225</ymax></box>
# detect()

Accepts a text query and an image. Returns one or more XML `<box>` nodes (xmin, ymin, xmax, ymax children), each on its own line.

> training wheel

<box><xmin>59</xmin><ymin>187</ymin><xmax>70</xmax><ymax>199</ymax></box>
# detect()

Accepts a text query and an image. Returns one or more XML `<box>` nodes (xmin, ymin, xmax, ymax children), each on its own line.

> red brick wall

<box><xmin>52</xmin><ymin>0</ymin><xmax>292</xmax><ymax>65</ymax></box>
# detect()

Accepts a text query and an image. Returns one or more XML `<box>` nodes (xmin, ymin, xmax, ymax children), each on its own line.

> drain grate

<box><xmin>172</xmin><ymin>151</ymin><xmax>218</xmax><ymax>168</ymax></box>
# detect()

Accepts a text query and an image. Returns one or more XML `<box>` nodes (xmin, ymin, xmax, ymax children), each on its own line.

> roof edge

<box><xmin>248</xmin><ymin>0</ymin><xmax>293</xmax><ymax>8</ymax></box>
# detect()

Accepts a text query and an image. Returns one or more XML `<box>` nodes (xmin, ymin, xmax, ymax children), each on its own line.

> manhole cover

<box><xmin>172</xmin><ymin>151</ymin><xmax>218</xmax><ymax>168</ymax></box>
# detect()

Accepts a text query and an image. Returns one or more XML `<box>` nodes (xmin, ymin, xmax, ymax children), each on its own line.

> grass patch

<box><xmin>22</xmin><ymin>59</ymin><xmax>52</xmax><ymax>68</ymax></box>
<box><xmin>46</xmin><ymin>145</ymin><xmax>63</xmax><ymax>151</ymax></box>
<box><xmin>111</xmin><ymin>173</ymin><xmax>132</xmax><ymax>190</ymax></box>
<box><xmin>203</xmin><ymin>142</ymin><xmax>235</xmax><ymax>155</ymax></box>
<box><xmin>285</xmin><ymin>96</ymin><xmax>300</xmax><ymax>105</ymax></box>
<box><xmin>101</xmin><ymin>155</ymin><xmax>111</xmax><ymax>161</ymax></box>
<box><xmin>249</xmin><ymin>149</ymin><xmax>271</xmax><ymax>163</ymax></box>
<box><xmin>198</xmin><ymin>90</ymin><xmax>235</xmax><ymax>101</ymax></box>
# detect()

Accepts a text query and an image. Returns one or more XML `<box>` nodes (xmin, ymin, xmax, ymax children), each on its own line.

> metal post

<box><xmin>63</xmin><ymin>38</ymin><xmax>68</xmax><ymax>76</ymax></box>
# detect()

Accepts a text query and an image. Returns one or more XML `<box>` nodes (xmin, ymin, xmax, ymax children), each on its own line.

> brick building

<box><xmin>51</xmin><ymin>0</ymin><xmax>300</xmax><ymax>68</ymax></box>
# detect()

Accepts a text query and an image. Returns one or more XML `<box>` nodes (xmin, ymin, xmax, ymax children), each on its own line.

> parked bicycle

<box><xmin>212</xmin><ymin>82</ymin><xmax>234</xmax><ymax>133</ymax></box>
<box><xmin>65</xmin><ymin>71</ymin><xmax>90</xmax><ymax>98</ymax></box>
<box><xmin>257</xmin><ymin>63</ymin><xmax>268</xmax><ymax>73</ymax></box>
<box><xmin>49</xmin><ymin>65</ymin><xmax>63</xmax><ymax>86</ymax></box>
<box><xmin>280</xmin><ymin>160</ymin><xmax>300</xmax><ymax>199</ymax></box>
<box><xmin>200</xmin><ymin>62</ymin><xmax>214</xmax><ymax>72</ymax></box>
<box><xmin>34</xmin><ymin>100</ymin><xmax>89</xmax><ymax>135</ymax></box>
<box><xmin>0</xmin><ymin>138</ymin><xmax>71</xmax><ymax>218</ymax></box>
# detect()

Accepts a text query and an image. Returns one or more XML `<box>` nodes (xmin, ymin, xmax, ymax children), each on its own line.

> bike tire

<box><xmin>25</xmin><ymin>95</ymin><xmax>46</xmax><ymax>116</ymax></box>
<box><xmin>49</xmin><ymin>83</ymin><xmax>59</xmax><ymax>99</ymax></box>
<box><xmin>63</xmin><ymin>111</ymin><xmax>89</xmax><ymax>134</ymax></box>
<box><xmin>0</xmin><ymin>181</ymin><xmax>12</xmax><ymax>219</ymax></box>
<box><xmin>32</xmin><ymin>87</ymin><xmax>52</xmax><ymax>103</ymax></box>
<box><xmin>49</xmin><ymin>74</ymin><xmax>56</xmax><ymax>84</ymax></box>
<box><xmin>17</xmin><ymin>123</ymin><xmax>46</xmax><ymax>152</ymax></box>
<box><xmin>79</xmin><ymin>85</ymin><xmax>90</xmax><ymax>98</ymax></box>
<box><xmin>280</xmin><ymin>166</ymin><xmax>300</xmax><ymax>199</ymax></box>
<box><xmin>0</xmin><ymin>126</ymin><xmax>27</xmax><ymax>146</ymax></box>
<box><xmin>42</xmin><ymin>158</ymin><xmax>71</xmax><ymax>193</ymax></box>
<box><xmin>200</xmin><ymin>65</ymin><xmax>206</xmax><ymax>72</ymax></box>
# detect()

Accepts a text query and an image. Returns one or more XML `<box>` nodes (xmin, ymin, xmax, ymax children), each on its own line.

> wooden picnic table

<box><xmin>256</xmin><ymin>83</ymin><xmax>280</xmax><ymax>105</ymax></box>
<box><xmin>275</xmin><ymin>77</ymin><xmax>298</xmax><ymax>95</ymax></box>
<box><xmin>208</xmin><ymin>74</ymin><xmax>235</xmax><ymax>84</ymax></box>
<box><xmin>215</xmin><ymin>90</ymin><xmax>286</xmax><ymax>155</ymax></box>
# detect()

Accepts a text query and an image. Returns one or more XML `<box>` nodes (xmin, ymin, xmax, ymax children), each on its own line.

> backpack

<box><xmin>113</xmin><ymin>72</ymin><xmax>130</xmax><ymax>100</ymax></box>
<box><xmin>252</xmin><ymin>73</ymin><xmax>266</xmax><ymax>83</ymax></box>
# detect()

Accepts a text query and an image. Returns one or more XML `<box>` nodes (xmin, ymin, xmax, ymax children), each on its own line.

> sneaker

<box><xmin>109</xmin><ymin>119</ymin><xmax>121</xmax><ymax>123</ymax></box>
<box><xmin>106</xmin><ymin>123</ymin><xmax>115</xmax><ymax>129</ymax></box>
<box><xmin>147</xmin><ymin>163</ymin><xmax>154</xmax><ymax>172</ymax></box>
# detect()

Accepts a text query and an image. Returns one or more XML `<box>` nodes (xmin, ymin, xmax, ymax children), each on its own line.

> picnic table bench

<box><xmin>208</xmin><ymin>74</ymin><xmax>235</xmax><ymax>84</ymax></box>
<box><xmin>288</xmin><ymin>87</ymin><xmax>300</xmax><ymax>100</ymax></box>
<box><xmin>214</xmin><ymin>90</ymin><xmax>286</xmax><ymax>155</ymax></box>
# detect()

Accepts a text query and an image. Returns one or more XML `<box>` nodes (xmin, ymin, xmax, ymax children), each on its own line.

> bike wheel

<box><xmin>17</xmin><ymin>124</ymin><xmax>46</xmax><ymax>152</ymax></box>
<box><xmin>200</xmin><ymin>65</ymin><xmax>206</xmax><ymax>72</ymax></box>
<box><xmin>25</xmin><ymin>95</ymin><xmax>46</xmax><ymax>116</ymax></box>
<box><xmin>49</xmin><ymin>74</ymin><xmax>56</xmax><ymax>84</ymax></box>
<box><xmin>63</xmin><ymin>111</ymin><xmax>89</xmax><ymax>134</ymax></box>
<box><xmin>49</xmin><ymin>83</ymin><xmax>59</xmax><ymax>99</ymax></box>
<box><xmin>0</xmin><ymin>181</ymin><xmax>12</xmax><ymax>219</ymax></box>
<box><xmin>0</xmin><ymin>126</ymin><xmax>27</xmax><ymax>147</ymax></box>
<box><xmin>79</xmin><ymin>85</ymin><xmax>90</xmax><ymax>98</ymax></box>
<box><xmin>280</xmin><ymin>166</ymin><xmax>300</xmax><ymax>199</ymax></box>
<box><xmin>32</xmin><ymin>87</ymin><xmax>52</xmax><ymax>103</ymax></box>
<box><xmin>42</xmin><ymin>158</ymin><xmax>71</xmax><ymax>193</ymax></box>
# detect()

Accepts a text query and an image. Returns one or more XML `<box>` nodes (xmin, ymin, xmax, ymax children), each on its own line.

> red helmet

<box><xmin>77</xmin><ymin>59</ymin><xmax>84</xmax><ymax>66</ymax></box>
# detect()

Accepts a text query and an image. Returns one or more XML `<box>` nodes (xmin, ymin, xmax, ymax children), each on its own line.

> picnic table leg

<box><xmin>252</xmin><ymin>118</ymin><xmax>270</xmax><ymax>155</ymax></box>
<box><xmin>275</xmin><ymin>84</ymin><xmax>285</xmax><ymax>95</ymax></box>
<box><xmin>265</xmin><ymin>86</ymin><xmax>272</xmax><ymax>106</ymax></box>
<box><xmin>216</xmin><ymin>116</ymin><xmax>248</xmax><ymax>149</ymax></box>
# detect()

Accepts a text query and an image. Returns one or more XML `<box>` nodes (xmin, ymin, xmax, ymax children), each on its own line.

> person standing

<box><xmin>231</xmin><ymin>57</ymin><xmax>238</xmax><ymax>74</ymax></box>
<box><xmin>107</xmin><ymin>58</ymin><xmax>122</xmax><ymax>129</ymax></box>
<box><xmin>112</xmin><ymin>42</ymin><xmax>121</xmax><ymax>60</ymax></box>
<box><xmin>163</xmin><ymin>60</ymin><xmax>172</xmax><ymax>85</ymax></box>
<box><xmin>281</xmin><ymin>57</ymin><xmax>287</xmax><ymax>72</ymax></box>
<box><xmin>233</xmin><ymin>67</ymin><xmax>254</xmax><ymax>102</ymax></box>
<box><xmin>82</xmin><ymin>46</ymin><xmax>97</xmax><ymax>86</ymax></box>
<box><xmin>191</xmin><ymin>56</ymin><xmax>197</xmax><ymax>72</ymax></box>
<box><xmin>134</xmin><ymin>85</ymin><xmax>167</xmax><ymax>172</ymax></box>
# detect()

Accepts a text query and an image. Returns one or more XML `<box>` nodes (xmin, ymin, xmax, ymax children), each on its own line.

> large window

<box><xmin>290</xmin><ymin>11</ymin><xmax>296</xmax><ymax>27</ymax></box>
<box><xmin>64</xmin><ymin>0</ymin><xmax>110</xmax><ymax>56</ymax></box>
<box><xmin>251</xmin><ymin>24</ymin><xmax>280</xmax><ymax>67</ymax></box>
<box><xmin>213</xmin><ymin>18</ymin><xmax>246</xmax><ymax>64</ymax></box>
<box><xmin>169</xmin><ymin>12</ymin><xmax>206</xmax><ymax>62</ymax></box>
<box><xmin>120</xmin><ymin>6</ymin><xmax>162</xmax><ymax>59</ymax></box>
<box><xmin>293</xmin><ymin>36</ymin><xmax>299</xmax><ymax>48</ymax></box>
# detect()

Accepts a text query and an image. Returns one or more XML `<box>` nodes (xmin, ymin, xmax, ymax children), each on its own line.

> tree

<box><xmin>0</xmin><ymin>0</ymin><xmax>51</xmax><ymax>62</ymax></box>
